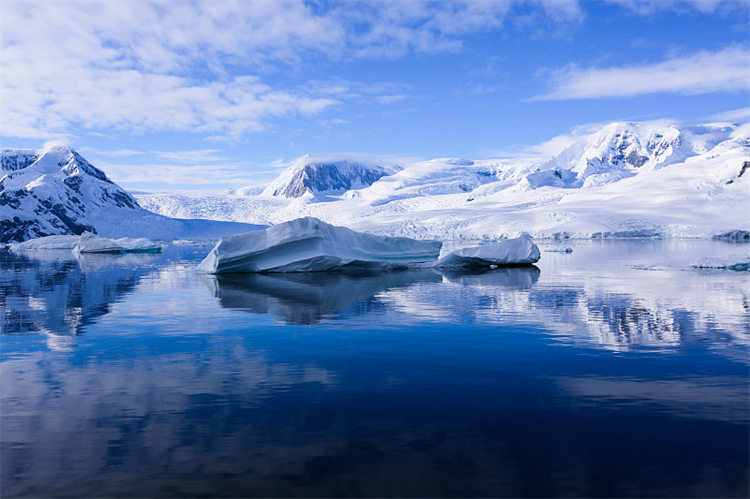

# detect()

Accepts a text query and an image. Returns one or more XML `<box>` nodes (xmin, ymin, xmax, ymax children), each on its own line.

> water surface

<box><xmin>1</xmin><ymin>240</ymin><xmax>748</xmax><ymax>498</ymax></box>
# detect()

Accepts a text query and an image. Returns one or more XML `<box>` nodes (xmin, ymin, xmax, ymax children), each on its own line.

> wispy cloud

<box><xmin>154</xmin><ymin>150</ymin><xmax>230</xmax><ymax>163</ymax></box>
<box><xmin>709</xmin><ymin>107</ymin><xmax>750</xmax><ymax>123</ymax></box>
<box><xmin>375</xmin><ymin>94</ymin><xmax>409</xmax><ymax>105</ymax></box>
<box><xmin>98</xmin><ymin>160</ymin><xmax>261</xmax><ymax>187</ymax></box>
<box><xmin>532</xmin><ymin>46</ymin><xmax>750</xmax><ymax>100</ymax></box>
<box><xmin>77</xmin><ymin>147</ymin><xmax>144</xmax><ymax>157</ymax></box>
<box><xmin>603</xmin><ymin>0</ymin><xmax>747</xmax><ymax>15</ymax></box>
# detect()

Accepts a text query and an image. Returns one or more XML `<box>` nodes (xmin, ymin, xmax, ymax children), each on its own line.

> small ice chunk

<box><xmin>10</xmin><ymin>235</ymin><xmax>81</xmax><ymax>251</ymax></box>
<box><xmin>197</xmin><ymin>217</ymin><xmax>442</xmax><ymax>273</ymax></box>
<box><xmin>546</xmin><ymin>247</ymin><xmax>573</xmax><ymax>253</ymax></box>
<box><xmin>75</xmin><ymin>231</ymin><xmax>161</xmax><ymax>254</ymax></box>
<box><xmin>691</xmin><ymin>254</ymin><xmax>750</xmax><ymax>271</ymax></box>
<box><xmin>435</xmin><ymin>235</ymin><xmax>541</xmax><ymax>268</ymax></box>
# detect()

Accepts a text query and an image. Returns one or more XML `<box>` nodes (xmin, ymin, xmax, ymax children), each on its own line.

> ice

<box><xmin>10</xmin><ymin>235</ymin><xmax>81</xmax><ymax>251</ymax></box>
<box><xmin>691</xmin><ymin>255</ymin><xmax>750</xmax><ymax>271</ymax></box>
<box><xmin>434</xmin><ymin>235</ymin><xmax>540</xmax><ymax>268</ymax></box>
<box><xmin>197</xmin><ymin>217</ymin><xmax>442</xmax><ymax>273</ymax></box>
<box><xmin>137</xmin><ymin>120</ymin><xmax>749</xmax><ymax>242</ymax></box>
<box><xmin>75</xmin><ymin>231</ymin><xmax>161</xmax><ymax>254</ymax></box>
<box><xmin>546</xmin><ymin>247</ymin><xmax>573</xmax><ymax>253</ymax></box>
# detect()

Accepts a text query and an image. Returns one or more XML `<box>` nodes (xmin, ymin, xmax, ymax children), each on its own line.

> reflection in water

<box><xmin>0</xmin><ymin>251</ymin><xmax>157</xmax><ymax>346</ymax></box>
<box><xmin>1</xmin><ymin>243</ymin><xmax>748</xmax><ymax>498</ymax></box>
<box><xmin>202</xmin><ymin>270</ymin><xmax>442</xmax><ymax>325</ymax></box>
<box><xmin>556</xmin><ymin>375</ymin><xmax>750</xmax><ymax>424</ymax></box>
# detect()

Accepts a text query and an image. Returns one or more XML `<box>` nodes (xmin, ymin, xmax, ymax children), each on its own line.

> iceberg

<box><xmin>10</xmin><ymin>235</ymin><xmax>81</xmax><ymax>251</ymax></box>
<box><xmin>197</xmin><ymin>217</ymin><xmax>442</xmax><ymax>273</ymax></box>
<box><xmin>546</xmin><ymin>247</ymin><xmax>573</xmax><ymax>253</ymax></box>
<box><xmin>74</xmin><ymin>231</ymin><xmax>161</xmax><ymax>254</ymax></box>
<box><xmin>435</xmin><ymin>235</ymin><xmax>540</xmax><ymax>268</ymax></box>
<box><xmin>691</xmin><ymin>255</ymin><xmax>750</xmax><ymax>271</ymax></box>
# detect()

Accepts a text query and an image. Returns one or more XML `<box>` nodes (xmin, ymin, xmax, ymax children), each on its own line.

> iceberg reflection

<box><xmin>202</xmin><ymin>270</ymin><xmax>442</xmax><ymax>325</ymax></box>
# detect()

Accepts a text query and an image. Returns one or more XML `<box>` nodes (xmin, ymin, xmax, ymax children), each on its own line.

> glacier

<box><xmin>197</xmin><ymin>217</ymin><xmax>442</xmax><ymax>273</ymax></box>
<box><xmin>5</xmin><ymin>119</ymin><xmax>749</xmax><ymax>244</ymax></box>
<box><xmin>138</xmin><ymin>120</ymin><xmax>750</xmax><ymax>241</ymax></box>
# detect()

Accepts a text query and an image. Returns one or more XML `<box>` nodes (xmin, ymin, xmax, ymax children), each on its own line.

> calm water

<box><xmin>1</xmin><ymin>240</ymin><xmax>748</xmax><ymax>498</ymax></box>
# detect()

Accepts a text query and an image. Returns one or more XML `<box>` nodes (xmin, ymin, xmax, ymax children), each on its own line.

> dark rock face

<box><xmin>1</xmin><ymin>151</ymin><xmax>39</xmax><ymax>172</ymax></box>
<box><xmin>712</xmin><ymin>230</ymin><xmax>750</xmax><ymax>242</ymax></box>
<box><xmin>271</xmin><ymin>162</ymin><xmax>389</xmax><ymax>198</ymax></box>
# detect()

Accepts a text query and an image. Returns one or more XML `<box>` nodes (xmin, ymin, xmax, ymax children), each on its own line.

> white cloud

<box><xmin>709</xmin><ymin>107</ymin><xmax>750</xmax><ymax>123</ymax></box>
<box><xmin>0</xmin><ymin>1</ymin><xmax>341</xmax><ymax>140</ymax></box>
<box><xmin>98</xmin><ymin>160</ymin><xmax>260</xmax><ymax>187</ymax></box>
<box><xmin>0</xmin><ymin>1</ymin><xmax>590</xmax><ymax>140</ymax></box>
<box><xmin>532</xmin><ymin>46</ymin><xmax>750</xmax><ymax>100</ymax></box>
<box><xmin>77</xmin><ymin>147</ymin><xmax>145</xmax><ymax>157</ymax></box>
<box><xmin>603</xmin><ymin>0</ymin><xmax>746</xmax><ymax>14</ymax></box>
<box><xmin>154</xmin><ymin>150</ymin><xmax>231</xmax><ymax>163</ymax></box>
<box><xmin>375</xmin><ymin>94</ymin><xmax>409</xmax><ymax>105</ymax></box>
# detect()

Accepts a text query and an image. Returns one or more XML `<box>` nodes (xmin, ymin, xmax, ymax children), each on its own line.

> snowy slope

<box><xmin>139</xmin><ymin>120</ymin><xmax>749</xmax><ymax>240</ymax></box>
<box><xmin>262</xmin><ymin>154</ymin><xmax>398</xmax><ymax>199</ymax></box>
<box><xmin>1</xmin><ymin>144</ymin><xmax>261</xmax><ymax>243</ymax></box>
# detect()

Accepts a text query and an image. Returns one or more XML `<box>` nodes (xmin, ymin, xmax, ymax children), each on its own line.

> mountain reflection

<box><xmin>0</xmin><ymin>250</ymin><xmax>157</xmax><ymax>344</ymax></box>
<box><xmin>2</xmin><ymin>246</ymin><xmax>748</xmax><ymax>353</ymax></box>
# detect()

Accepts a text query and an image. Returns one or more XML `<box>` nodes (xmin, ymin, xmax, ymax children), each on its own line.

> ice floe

<box><xmin>691</xmin><ymin>255</ymin><xmax>750</xmax><ymax>271</ymax></box>
<box><xmin>434</xmin><ymin>235</ymin><xmax>540</xmax><ymax>268</ymax></box>
<box><xmin>197</xmin><ymin>217</ymin><xmax>442</xmax><ymax>273</ymax></box>
<box><xmin>74</xmin><ymin>231</ymin><xmax>161</xmax><ymax>254</ymax></box>
<box><xmin>10</xmin><ymin>235</ymin><xmax>81</xmax><ymax>251</ymax></box>
<box><xmin>546</xmin><ymin>247</ymin><xmax>573</xmax><ymax>253</ymax></box>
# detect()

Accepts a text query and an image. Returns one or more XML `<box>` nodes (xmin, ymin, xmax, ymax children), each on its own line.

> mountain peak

<box><xmin>263</xmin><ymin>155</ymin><xmax>396</xmax><ymax>198</ymax></box>
<box><xmin>1</xmin><ymin>146</ymin><xmax>139</xmax><ymax>242</ymax></box>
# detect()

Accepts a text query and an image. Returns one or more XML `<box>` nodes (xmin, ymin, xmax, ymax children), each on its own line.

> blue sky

<box><xmin>1</xmin><ymin>0</ymin><xmax>748</xmax><ymax>192</ymax></box>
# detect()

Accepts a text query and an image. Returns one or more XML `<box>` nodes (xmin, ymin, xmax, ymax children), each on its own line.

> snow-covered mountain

<box><xmin>262</xmin><ymin>155</ymin><xmax>397</xmax><ymax>199</ymax></box>
<box><xmin>139</xmin><ymin>120</ymin><xmax>749</xmax><ymax>240</ymax></box>
<box><xmin>1</xmin><ymin>144</ymin><xmax>260</xmax><ymax>243</ymax></box>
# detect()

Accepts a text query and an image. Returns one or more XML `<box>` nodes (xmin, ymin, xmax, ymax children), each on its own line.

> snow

<box><xmin>4</xmin><ymin>119</ymin><xmax>749</xmax><ymax>244</ymax></box>
<box><xmin>713</xmin><ymin>230</ymin><xmax>750</xmax><ymax>242</ymax></box>
<box><xmin>434</xmin><ymin>235</ymin><xmax>540</xmax><ymax>268</ymax></box>
<box><xmin>75</xmin><ymin>231</ymin><xmax>161</xmax><ymax>254</ymax></box>
<box><xmin>10</xmin><ymin>235</ymin><xmax>81</xmax><ymax>250</ymax></box>
<box><xmin>197</xmin><ymin>217</ymin><xmax>442</xmax><ymax>273</ymax></box>
<box><xmin>261</xmin><ymin>155</ymin><xmax>398</xmax><ymax>199</ymax></box>
<box><xmin>691</xmin><ymin>255</ymin><xmax>750</xmax><ymax>271</ymax></box>
<box><xmin>138</xmin><ymin>119</ymin><xmax>749</xmax><ymax>241</ymax></box>
<box><xmin>1</xmin><ymin>144</ymin><xmax>265</xmax><ymax>243</ymax></box>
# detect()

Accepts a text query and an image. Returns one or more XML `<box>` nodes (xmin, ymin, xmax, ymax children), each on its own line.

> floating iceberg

<box><xmin>10</xmin><ymin>235</ymin><xmax>81</xmax><ymax>251</ymax></box>
<box><xmin>546</xmin><ymin>247</ymin><xmax>573</xmax><ymax>253</ymax></box>
<box><xmin>74</xmin><ymin>231</ymin><xmax>161</xmax><ymax>254</ymax></box>
<box><xmin>197</xmin><ymin>217</ymin><xmax>442</xmax><ymax>273</ymax></box>
<box><xmin>691</xmin><ymin>255</ymin><xmax>750</xmax><ymax>271</ymax></box>
<box><xmin>434</xmin><ymin>235</ymin><xmax>540</xmax><ymax>268</ymax></box>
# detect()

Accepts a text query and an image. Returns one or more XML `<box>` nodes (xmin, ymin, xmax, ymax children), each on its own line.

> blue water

<box><xmin>1</xmin><ymin>240</ymin><xmax>748</xmax><ymax>498</ymax></box>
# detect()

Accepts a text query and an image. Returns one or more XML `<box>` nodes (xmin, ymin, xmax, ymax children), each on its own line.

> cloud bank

<box><xmin>532</xmin><ymin>46</ymin><xmax>750</xmax><ymax>100</ymax></box>
<box><xmin>0</xmin><ymin>0</ymin><xmax>600</xmax><ymax>140</ymax></box>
